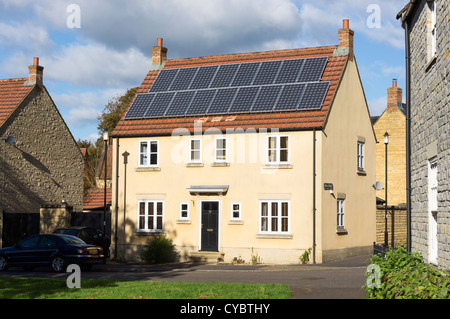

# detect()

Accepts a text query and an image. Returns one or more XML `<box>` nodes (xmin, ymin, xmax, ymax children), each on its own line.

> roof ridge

<box><xmin>0</xmin><ymin>77</ymin><xmax>28</xmax><ymax>83</ymax></box>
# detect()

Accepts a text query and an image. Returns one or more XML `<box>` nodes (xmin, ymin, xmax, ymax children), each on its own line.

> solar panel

<box><xmin>298</xmin><ymin>82</ymin><xmax>329</xmax><ymax>109</ymax></box>
<box><xmin>169</xmin><ymin>68</ymin><xmax>198</xmax><ymax>91</ymax></box>
<box><xmin>125</xmin><ymin>94</ymin><xmax>154</xmax><ymax>118</ymax></box>
<box><xmin>145</xmin><ymin>92</ymin><xmax>175</xmax><ymax>117</ymax></box>
<box><xmin>129</xmin><ymin>56</ymin><xmax>330</xmax><ymax>119</ymax></box>
<box><xmin>253</xmin><ymin>61</ymin><xmax>282</xmax><ymax>85</ymax></box>
<box><xmin>207</xmin><ymin>88</ymin><xmax>238</xmax><ymax>114</ymax></box>
<box><xmin>229</xmin><ymin>86</ymin><xmax>260</xmax><ymax>113</ymax></box>
<box><xmin>231</xmin><ymin>62</ymin><xmax>259</xmax><ymax>87</ymax></box>
<box><xmin>275</xmin><ymin>84</ymin><xmax>306</xmax><ymax>111</ymax></box>
<box><xmin>165</xmin><ymin>91</ymin><xmax>195</xmax><ymax>116</ymax></box>
<box><xmin>275</xmin><ymin>59</ymin><xmax>304</xmax><ymax>84</ymax></box>
<box><xmin>149</xmin><ymin>69</ymin><xmax>178</xmax><ymax>92</ymax></box>
<box><xmin>210</xmin><ymin>64</ymin><xmax>239</xmax><ymax>88</ymax></box>
<box><xmin>185</xmin><ymin>90</ymin><xmax>216</xmax><ymax>115</ymax></box>
<box><xmin>251</xmin><ymin>85</ymin><xmax>282</xmax><ymax>112</ymax></box>
<box><xmin>189</xmin><ymin>66</ymin><xmax>218</xmax><ymax>90</ymax></box>
<box><xmin>297</xmin><ymin>57</ymin><xmax>327</xmax><ymax>83</ymax></box>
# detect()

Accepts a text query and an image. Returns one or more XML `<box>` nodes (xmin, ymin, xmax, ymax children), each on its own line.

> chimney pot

<box><xmin>343</xmin><ymin>19</ymin><xmax>349</xmax><ymax>29</ymax></box>
<box><xmin>33</xmin><ymin>57</ymin><xmax>39</xmax><ymax>66</ymax></box>
<box><xmin>392</xmin><ymin>79</ymin><xmax>397</xmax><ymax>88</ymax></box>
<box><xmin>157</xmin><ymin>38</ymin><xmax>163</xmax><ymax>47</ymax></box>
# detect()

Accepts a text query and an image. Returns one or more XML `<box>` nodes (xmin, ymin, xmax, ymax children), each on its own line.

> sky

<box><xmin>0</xmin><ymin>0</ymin><xmax>408</xmax><ymax>142</ymax></box>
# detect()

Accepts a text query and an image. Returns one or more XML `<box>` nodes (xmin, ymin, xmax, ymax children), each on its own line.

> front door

<box><xmin>201</xmin><ymin>202</ymin><xmax>219</xmax><ymax>251</ymax></box>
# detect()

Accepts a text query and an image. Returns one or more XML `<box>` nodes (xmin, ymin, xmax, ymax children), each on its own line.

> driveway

<box><xmin>0</xmin><ymin>254</ymin><xmax>372</xmax><ymax>299</ymax></box>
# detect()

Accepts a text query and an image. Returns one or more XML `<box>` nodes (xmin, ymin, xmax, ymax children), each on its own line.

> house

<box><xmin>0</xmin><ymin>58</ymin><xmax>84</xmax><ymax>247</ymax></box>
<box><xmin>397</xmin><ymin>0</ymin><xmax>450</xmax><ymax>268</ymax></box>
<box><xmin>111</xmin><ymin>20</ymin><xmax>377</xmax><ymax>264</ymax></box>
<box><xmin>372</xmin><ymin>80</ymin><xmax>407</xmax><ymax>247</ymax></box>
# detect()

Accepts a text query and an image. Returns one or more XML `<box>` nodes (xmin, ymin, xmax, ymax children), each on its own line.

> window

<box><xmin>231</xmin><ymin>202</ymin><xmax>241</xmax><ymax>220</ymax></box>
<box><xmin>190</xmin><ymin>138</ymin><xmax>202</xmax><ymax>163</ymax></box>
<box><xmin>337</xmin><ymin>199</ymin><xmax>345</xmax><ymax>229</ymax></box>
<box><xmin>427</xmin><ymin>1</ymin><xmax>437</xmax><ymax>61</ymax></box>
<box><xmin>215</xmin><ymin>137</ymin><xmax>227</xmax><ymax>162</ymax></box>
<box><xmin>260</xmin><ymin>200</ymin><xmax>289</xmax><ymax>234</ymax></box>
<box><xmin>357</xmin><ymin>141</ymin><xmax>364</xmax><ymax>171</ymax></box>
<box><xmin>428</xmin><ymin>159</ymin><xmax>438</xmax><ymax>212</ymax></box>
<box><xmin>139</xmin><ymin>140</ymin><xmax>158</xmax><ymax>166</ymax></box>
<box><xmin>267</xmin><ymin>135</ymin><xmax>289</xmax><ymax>164</ymax></box>
<box><xmin>180</xmin><ymin>202</ymin><xmax>189</xmax><ymax>220</ymax></box>
<box><xmin>138</xmin><ymin>200</ymin><xmax>164</xmax><ymax>232</ymax></box>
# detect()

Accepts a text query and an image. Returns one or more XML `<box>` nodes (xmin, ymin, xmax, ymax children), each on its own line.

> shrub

<box><xmin>365</xmin><ymin>247</ymin><xmax>450</xmax><ymax>299</ymax></box>
<box><xmin>140</xmin><ymin>236</ymin><xmax>177</xmax><ymax>264</ymax></box>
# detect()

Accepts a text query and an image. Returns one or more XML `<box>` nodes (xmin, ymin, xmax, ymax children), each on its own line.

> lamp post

<box><xmin>384</xmin><ymin>131</ymin><xmax>389</xmax><ymax>248</ymax></box>
<box><xmin>103</xmin><ymin>131</ymin><xmax>108</xmax><ymax>242</ymax></box>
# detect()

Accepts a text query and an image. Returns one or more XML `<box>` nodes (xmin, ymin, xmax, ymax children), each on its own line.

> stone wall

<box><xmin>408</xmin><ymin>0</ymin><xmax>450</xmax><ymax>268</ymax></box>
<box><xmin>40</xmin><ymin>204</ymin><xmax>72</xmax><ymax>234</ymax></box>
<box><xmin>0</xmin><ymin>87</ymin><xmax>84</xmax><ymax>216</ymax></box>
<box><xmin>376</xmin><ymin>205</ymin><xmax>407</xmax><ymax>248</ymax></box>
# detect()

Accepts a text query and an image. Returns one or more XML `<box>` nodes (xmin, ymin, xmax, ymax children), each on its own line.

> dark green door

<box><xmin>201</xmin><ymin>202</ymin><xmax>219</xmax><ymax>251</ymax></box>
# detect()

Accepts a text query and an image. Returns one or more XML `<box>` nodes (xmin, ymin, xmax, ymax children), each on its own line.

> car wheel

<box><xmin>51</xmin><ymin>256</ymin><xmax>66</xmax><ymax>272</ymax></box>
<box><xmin>0</xmin><ymin>256</ymin><xmax>8</xmax><ymax>271</ymax></box>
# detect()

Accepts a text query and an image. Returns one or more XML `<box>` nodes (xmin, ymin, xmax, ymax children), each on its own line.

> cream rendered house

<box><xmin>111</xmin><ymin>20</ymin><xmax>376</xmax><ymax>264</ymax></box>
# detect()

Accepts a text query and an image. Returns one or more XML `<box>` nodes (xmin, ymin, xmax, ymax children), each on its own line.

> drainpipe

<box><xmin>114</xmin><ymin>137</ymin><xmax>120</xmax><ymax>259</ymax></box>
<box><xmin>404</xmin><ymin>21</ymin><xmax>412</xmax><ymax>253</ymax></box>
<box><xmin>313</xmin><ymin>128</ymin><xmax>316</xmax><ymax>264</ymax></box>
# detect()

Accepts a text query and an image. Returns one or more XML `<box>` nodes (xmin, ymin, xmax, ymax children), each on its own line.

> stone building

<box><xmin>397</xmin><ymin>0</ymin><xmax>450</xmax><ymax>268</ymax></box>
<box><xmin>0</xmin><ymin>58</ymin><xmax>84</xmax><ymax>247</ymax></box>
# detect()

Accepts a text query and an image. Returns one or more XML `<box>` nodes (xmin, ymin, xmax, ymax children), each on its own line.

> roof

<box><xmin>0</xmin><ymin>78</ymin><xmax>35</xmax><ymax>127</ymax></box>
<box><xmin>83</xmin><ymin>188</ymin><xmax>112</xmax><ymax>210</ymax></box>
<box><xmin>113</xmin><ymin>45</ymin><xmax>348</xmax><ymax>137</ymax></box>
<box><xmin>396</xmin><ymin>0</ymin><xmax>432</xmax><ymax>26</ymax></box>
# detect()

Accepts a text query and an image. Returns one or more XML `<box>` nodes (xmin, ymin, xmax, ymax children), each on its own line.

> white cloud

<box><xmin>368</xmin><ymin>96</ymin><xmax>387</xmax><ymax>116</ymax></box>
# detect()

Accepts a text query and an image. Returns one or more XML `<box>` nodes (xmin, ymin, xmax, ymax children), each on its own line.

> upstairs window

<box><xmin>190</xmin><ymin>138</ymin><xmax>202</xmax><ymax>163</ymax></box>
<box><xmin>215</xmin><ymin>137</ymin><xmax>227</xmax><ymax>163</ymax></box>
<box><xmin>267</xmin><ymin>135</ymin><xmax>289</xmax><ymax>164</ymax></box>
<box><xmin>427</xmin><ymin>1</ymin><xmax>437</xmax><ymax>62</ymax></box>
<box><xmin>139</xmin><ymin>140</ymin><xmax>158</xmax><ymax>167</ymax></box>
<box><xmin>357</xmin><ymin>141</ymin><xmax>365</xmax><ymax>171</ymax></box>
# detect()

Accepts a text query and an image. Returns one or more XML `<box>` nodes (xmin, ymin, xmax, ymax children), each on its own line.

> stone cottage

<box><xmin>397</xmin><ymin>0</ymin><xmax>450</xmax><ymax>268</ymax></box>
<box><xmin>0</xmin><ymin>58</ymin><xmax>84</xmax><ymax>247</ymax></box>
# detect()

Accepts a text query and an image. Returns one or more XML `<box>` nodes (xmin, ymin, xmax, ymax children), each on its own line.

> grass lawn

<box><xmin>0</xmin><ymin>277</ymin><xmax>292</xmax><ymax>299</ymax></box>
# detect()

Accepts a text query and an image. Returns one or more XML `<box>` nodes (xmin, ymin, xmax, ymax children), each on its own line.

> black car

<box><xmin>53</xmin><ymin>226</ymin><xmax>110</xmax><ymax>258</ymax></box>
<box><xmin>0</xmin><ymin>234</ymin><xmax>104</xmax><ymax>272</ymax></box>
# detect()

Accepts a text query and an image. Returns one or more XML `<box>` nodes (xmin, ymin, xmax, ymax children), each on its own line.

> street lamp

<box><xmin>103</xmin><ymin>131</ymin><xmax>108</xmax><ymax>246</ymax></box>
<box><xmin>384</xmin><ymin>131</ymin><xmax>389</xmax><ymax>248</ymax></box>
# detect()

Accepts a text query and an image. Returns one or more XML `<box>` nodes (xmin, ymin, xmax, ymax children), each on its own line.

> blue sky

<box><xmin>0</xmin><ymin>0</ymin><xmax>407</xmax><ymax>142</ymax></box>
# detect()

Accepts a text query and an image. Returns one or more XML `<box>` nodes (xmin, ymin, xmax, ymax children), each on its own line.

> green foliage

<box><xmin>140</xmin><ymin>236</ymin><xmax>178</xmax><ymax>264</ymax></box>
<box><xmin>365</xmin><ymin>247</ymin><xmax>450</xmax><ymax>299</ymax></box>
<box><xmin>299</xmin><ymin>248</ymin><xmax>312</xmax><ymax>264</ymax></box>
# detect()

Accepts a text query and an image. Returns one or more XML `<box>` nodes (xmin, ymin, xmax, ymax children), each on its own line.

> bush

<box><xmin>365</xmin><ymin>247</ymin><xmax>450</xmax><ymax>299</ymax></box>
<box><xmin>140</xmin><ymin>236</ymin><xmax>177</xmax><ymax>264</ymax></box>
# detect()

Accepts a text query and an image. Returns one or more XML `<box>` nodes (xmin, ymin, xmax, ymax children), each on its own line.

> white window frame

<box><xmin>428</xmin><ymin>157</ymin><xmax>438</xmax><ymax>264</ymax></box>
<box><xmin>428</xmin><ymin>158</ymin><xmax>438</xmax><ymax>212</ymax></box>
<box><xmin>189</xmin><ymin>138</ymin><xmax>202</xmax><ymax>163</ymax></box>
<box><xmin>267</xmin><ymin>135</ymin><xmax>290</xmax><ymax>164</ymax></box>
<box><xmin>215</xmin><ymin>136</ymin><xmax>227</xmax><ymax>163</ymax></box>
<box><xmin>139</xmin><ymin>139</ymin><xmax>159</xmax><ymax>167</ymax></box>
<box><xmin>137</xmin><ymin>200</ymin><xmax>164</xmax><ymax>232</ymax></box>
<box><xmin>179</xmin><ymin>202</ymin><xmax>190</xmax><ymax>220</ymax></box>
<box><xmin>430</xmin><ymin>0</ymin><xmax>437</xmax><ymax>57</ymax></box>
<box><xmin>337</xmin><ymin>199</ymin><xmax>345</xmax><ymax>229</ymax></box>
<box><xmin>231</xmin><ymin>202</ymin><xmax>241</xmax><ymax>221</ymax></box>
<box><xmin>259</xmin><ymin>200</ymin><xmax>290</xmax><ymax>234</ymax></box>
<box><xmin>357</xmin><ymin>141</ymin><xmax>365</xmax><ymax>171</ymax></box>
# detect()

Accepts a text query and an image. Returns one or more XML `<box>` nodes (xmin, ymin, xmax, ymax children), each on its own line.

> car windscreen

<box><xmin>59</xmin><ymin>236</ymin><xmax>86</xmax><ymax>245</ymax></box>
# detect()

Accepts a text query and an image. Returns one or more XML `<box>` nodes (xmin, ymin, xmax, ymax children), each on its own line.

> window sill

<box><xmin>425</xmin><ymin>55</ymin><xmax>437</xmax><ymax>71</ymax></box>
<box><xmin>263</xmin><ymin>164</ymin><xmax>293</xmax><ymax>169</ymax></box>
<box><xmin>136</xmin><ymin>167</ymin><xmax>161</xmax><ymax>172</ymax></box>
<box><xmin>186</xmin><ymin>163</ymin><xmax>204</xmax><ymax>167</ymax></box>
<box><xmin>211</xmin><ymin>162</ymin><xmax>230</xmax><ymax>167</ymax></box>
<box><xmin>176</xmin><ymin>219</ymin><xmax>191</xmax><ymax>224</ymax></box>
<box><xmin>256</xmin><ymin>234</ymin><xmax>293</xmax><ymax>239</ymax></box>
<box><xmin>336</xmin><ymin>228</ymin><xmax>348</xmax><ymax>235</ymax></box>
<box><xmin>135</xmin><ymin>231</ymin><xmax>164</xmax><ymax>236</ymax></box>
<box><xmin>357</xmin><ymin>170</ymin><xmax>366</xmax><ymax>176</ymax></box>
<box><xmin>228</xmin><ymin>220</ymin><xmax>243</xmax><ymax>225</ymax></box>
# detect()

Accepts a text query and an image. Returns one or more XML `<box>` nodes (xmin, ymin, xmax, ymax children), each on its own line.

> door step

<box><xmin>188</xmin><ymin>251</ymin><xmax>224</xmax><ymax>263</ymax></box>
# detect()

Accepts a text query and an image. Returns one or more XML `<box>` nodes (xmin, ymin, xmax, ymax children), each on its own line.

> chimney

<box><xmin>387</xmin><ymin>79</ymin><xmax>403</xmax><ymax>112</ymax></box>
<box><xmin>152</xmin><ymin>38</ymin><xmax>167</xmax><ymax>65</ymax></box>
<box><xmin>28</xmin><ymin>57</ymin><xmax>44</xmax><ymax>89</ymax></box>
<box><xmin>338</xmin><ymin>19</ymin><xmax>354</xmax><ymax>60</ymax></box>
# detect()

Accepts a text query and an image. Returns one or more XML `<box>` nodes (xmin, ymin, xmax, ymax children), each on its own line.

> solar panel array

<box><xmin>125</xmin><ymin>56</ymin><xmax>329</xmax><ymax>119</ymax></box>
